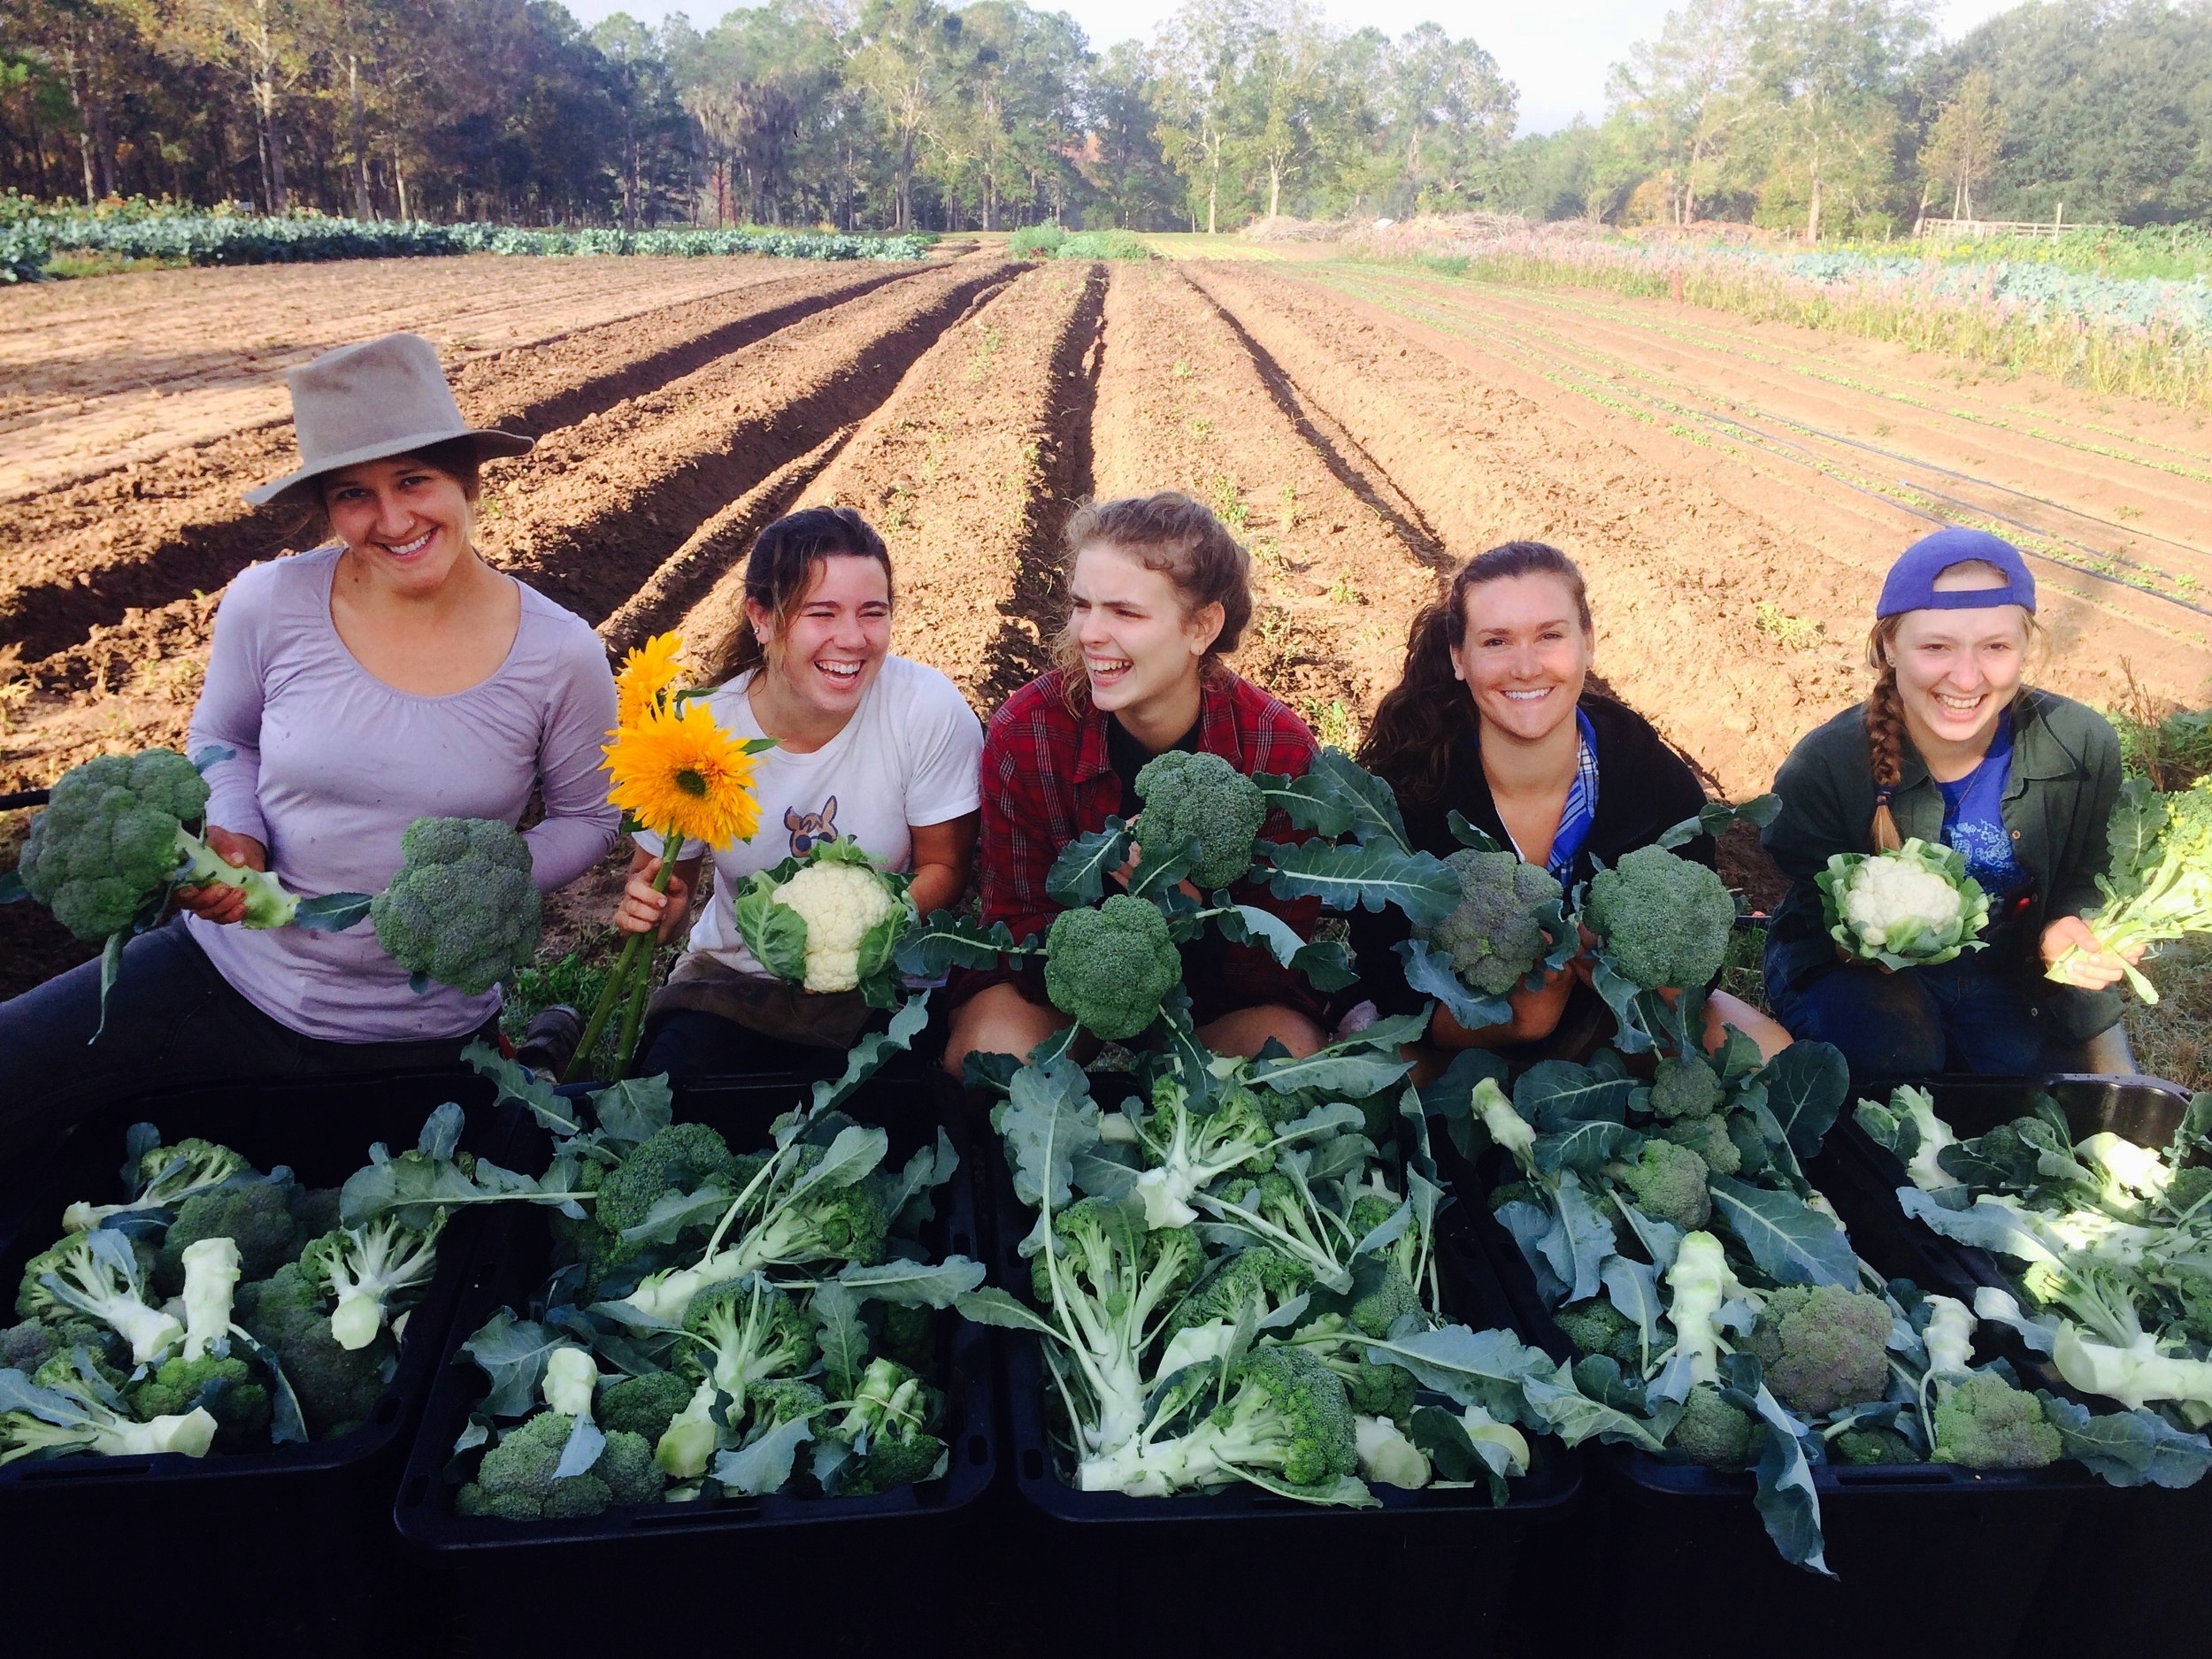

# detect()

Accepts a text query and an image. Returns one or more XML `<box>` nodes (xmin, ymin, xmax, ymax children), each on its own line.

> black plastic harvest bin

<box><xmin>1445</xmin><ymin>1113</ymin><xmax>2099</xmax><ymax>1659</ymax></box>
<box><xmin>393</xmin><ymin>1063</ymin><xmax>997</xmax><ymax>1659</ymax></box>
<box><xmin>0</xmin><ymin>1066</ymin><xmax>504</xmax><ymax>1656</ymax></box>
<box><xmin>985</xmin><ymin>1115</ymin><xmax>1581</xmax><ymax>1655</ymax></box>
<box><xmin>1815</xmin><ymin>1073</ymin><xmax>2212</xmax><ymax>1657</ymax></box>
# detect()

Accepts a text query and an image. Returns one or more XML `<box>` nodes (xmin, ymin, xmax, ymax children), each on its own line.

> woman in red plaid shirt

<box><xmin>942</xmin><ymin>493</ymin><xmax>1329</xmax><ymax>1075</ymax></box>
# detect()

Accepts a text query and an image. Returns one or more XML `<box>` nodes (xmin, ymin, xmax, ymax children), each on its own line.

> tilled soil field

<box><xmin>5</xmin><ymin>250</ymin><xmax>2209</xmax><ymax>998</ymax></box>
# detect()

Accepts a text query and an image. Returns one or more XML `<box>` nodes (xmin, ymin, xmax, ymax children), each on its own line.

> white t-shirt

<box><xmin>637</xmin><ymin>654</ymin><xmax>983</xmax><ymax>976</ymax></box>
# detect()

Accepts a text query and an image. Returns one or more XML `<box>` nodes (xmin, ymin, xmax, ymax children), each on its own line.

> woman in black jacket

<box><xmin>1350</xmin><ymin>541</ymin><xmax>1787</xmax><ymax>1065</ymax></box>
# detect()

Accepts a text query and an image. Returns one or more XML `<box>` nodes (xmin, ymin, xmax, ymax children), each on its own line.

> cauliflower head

<box><xmin>1421</xmin><ymin>847</ymin><xmax>1564</xmax><ymax>996</ymax></box>
<box><xmin>733</xmin><ymin>841</ymin><xmax>913</xmax><ymax>999</ymax></box>
<box><xmin>1132</xmin><ymin>749</ymin><xmax>1267</xmax><ymax>890</ymax></box>
<box><xmin>1583</xmin><ymin>843</ymin><xmax>1736</xmax><ymax>993</ymax></box>
<box><xmin>371</xmin><ymin>816</ymin><xmax>541</xmax><ymax>995</ymax></box>
<box><xmin>18</xmin><ymin>749</ymin><xmax>208</xmax><ymax>941</ymax></box>
<box><xmin>1044</xmin><ymin>894</ymin><xmax>1182</xmax><ymax>1040</ymax></box>
<box><xmin>1817</xmin><ymin>839</ymin><xmax>1990</xmax><ymax>969</ymax></box>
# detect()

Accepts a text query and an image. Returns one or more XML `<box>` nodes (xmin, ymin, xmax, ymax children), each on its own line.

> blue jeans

<box><xmin>1766</xmin><ymin>947</ymin><xmax>2046</xmax><ymax>1085</ymax></box>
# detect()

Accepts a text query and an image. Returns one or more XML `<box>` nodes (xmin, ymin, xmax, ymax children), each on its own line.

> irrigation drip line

<box><xmin>1324</xmin><ymin>270</ymin><xmax>2208</xmax><ymax>621</ymax></box>
<box><xmin>0</xmin><ymin>789</ymin><xmax>51</xmax><ymax>810</ymax></box>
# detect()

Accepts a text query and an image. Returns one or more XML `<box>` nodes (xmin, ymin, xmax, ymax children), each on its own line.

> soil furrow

<box><xmin>766</xmin><ymin>261</ymin><xmax>1106</xmax><ymax>712</ymax></box>
<box><xmin>605</xmin><ymin>427</ymin><xmax>855</xmax><ymax>660</ymax></box>
<box><xmin>1186</xmin><ymin>260</ymin><xmax>1874</xmax><ymax>795</ymax></box>
<box><xmin>0</xmin><ymin>262</ymin><xmax>918</xmax><ymax>666</ymax></box>
<box><xmin>1089</xmin><ymin>264</ymin><xmax>1444</xmax><ymax>745</ymax></box>
<box><xmin>481</xmin><ymin>262</ymin><xmax>1007</xmax><ymax>627</ymax></box>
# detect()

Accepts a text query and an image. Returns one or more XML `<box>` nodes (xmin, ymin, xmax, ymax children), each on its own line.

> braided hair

<box><xmin>1863</xmin><ymin>617</ymin><xmax>1909</xmax><ymax>852</ymax></box>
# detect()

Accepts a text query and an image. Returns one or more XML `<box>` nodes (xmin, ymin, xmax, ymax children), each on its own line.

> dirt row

<box><xmin>1300</xmin><ymin>265</ymin><xmax>2211</xmax><ymax>716</ymax></box>
<box><xmin>0</xmin><ymin>259</ymin><xmax>924</xmax><ymax>668</ymax></box>
<box><xmin>1088</xmin><ymin>264</ymin><xmax>1450</xmax><ymax>744</ymax></box>
<box><xmin>1185</xmin><ymin>260</ymin><xmax>1875</xmax><ymax>797</ymax></box>
<box><xmin>0</xmin><ymin>254</ymin><xmax>864</xmax><ymax>499</ymax></box>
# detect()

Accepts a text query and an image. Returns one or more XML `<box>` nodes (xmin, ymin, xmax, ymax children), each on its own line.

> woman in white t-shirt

<box><xmin>614</xmin><ymin>507</ymin><xmax>983</xmax><ymax>1079</ymax></box>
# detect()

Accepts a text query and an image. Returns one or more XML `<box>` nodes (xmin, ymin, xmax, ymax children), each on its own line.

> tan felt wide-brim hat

<box><xmin>244</xmin><ymin>330</ymin><xmax>534</xmax><ymax>508</ymax></box>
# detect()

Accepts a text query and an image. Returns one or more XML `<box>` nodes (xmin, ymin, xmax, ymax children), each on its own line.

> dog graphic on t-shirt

<box><xmin>786</xmin><ymin>798</ymin><xmax>840</xmax><ymax>856</ymax></box>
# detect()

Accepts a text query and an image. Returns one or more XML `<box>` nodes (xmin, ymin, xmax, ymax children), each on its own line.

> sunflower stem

<box><xmin>563</xmin><ymin>930</ymin><xmax>642</xmax><ymax>1085</ymax></box>
<box><xmin>608</xmin><ymin>833</ymin><xmax>682</xmax><ymax>1080</ymax></box>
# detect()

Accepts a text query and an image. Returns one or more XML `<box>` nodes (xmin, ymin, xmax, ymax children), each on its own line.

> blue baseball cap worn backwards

<box><xmin>1876</xmin><ymin>526</ymin><xmax>2037</xmax><ymax>618</ymax></box>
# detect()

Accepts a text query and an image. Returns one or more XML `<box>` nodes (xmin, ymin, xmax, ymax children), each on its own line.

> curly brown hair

<box><xmin>1048</xmin><ymin>492</ymin><xmax>1253</xmax><ymax>710</ymax></box>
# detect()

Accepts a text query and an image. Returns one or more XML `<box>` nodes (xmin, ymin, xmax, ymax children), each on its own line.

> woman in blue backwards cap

<box><xmin>1760</xmin><ymin>527</ymin><xmax>2142</xmax><ymax>1080</ymax></box>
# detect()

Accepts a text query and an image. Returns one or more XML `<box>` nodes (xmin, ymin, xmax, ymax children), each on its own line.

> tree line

<box><xmin>2</xmin><ymin>0</ymin><xmax>2207</xmax><ymax>236</ymax></box>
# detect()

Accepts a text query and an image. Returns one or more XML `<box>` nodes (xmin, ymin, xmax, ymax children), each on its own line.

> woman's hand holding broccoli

<box><xmin>2039</xmin><ymin>913</ymin><xmax>2142</xmax><ymax>991</ymax></box>
<box><xmin>171</xmin><ymin>827</ymin><xmax>268</xmax><ymax>926</ymax></box>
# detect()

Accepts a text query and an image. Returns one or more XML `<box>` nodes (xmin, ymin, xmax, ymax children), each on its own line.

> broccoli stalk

<box><xmin>178</xmin><ymin>1237</ymin><xmax>241</xmax><ymax>1362</ymax></box>
<box><xmin>675</xmin><ymin>1278</ymin><xmax>817</xmax><ymax>1411</ymax></box>
<box><xmin>822</xmin><ymin>1357</ymin><xmax>948</xmax><ymax>1493</ymax></box>
<box><xmin>62</xmin><ymin>1134</ymin><xmax>252</xmax><ymax>1233</ymax></box>
<box><xmin>1129</xmin><ymin>1075</ymin><xmax>1355</xmax><ymax>1230</ymax></box>
<box><xmin>19</xmin><ymin>1230</ymin><xmax>181</xmax><ymax>1364</ymax></box>
<box><xmin>301</xmin><ymin>1217</ymin><xmax>442</xmax><ymax>1351</ymax></box>
<box><xmin>0</xmin><ymin>1368</ymin><xmax>218</xmax><ymax>1463</ymax></box>
<box><xmin>1074</xmin><ymin>1344</ymin><xmax>1361</xmax><ymax>1500</ymax></box>
<box><xmin>2048</xmin><ymin>775</ymin><xmax>2212</xmax><ymax>1002</ymax></box>
<box><xmin>2029</xmin><ymin>1258</ymin><xmax>2212</xmax><ymax>1417</ymax></box>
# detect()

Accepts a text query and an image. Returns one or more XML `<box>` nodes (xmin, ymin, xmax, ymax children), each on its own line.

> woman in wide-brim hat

<box><xmin>0</xmin><ymin>332</ymin><xmax>619</xmax><ymax>1144</ymax></box>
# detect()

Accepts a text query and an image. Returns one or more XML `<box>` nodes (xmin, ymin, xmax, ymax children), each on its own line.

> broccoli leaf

<box><xmin>617</xmin><ymin>1183</ymin><xmax>733</xmax><ymax>1245</ymax></box>
<box><xmin>1308</xmin><ymin>747</ymin><xmax>1412</xmax><ymax>850</ymax></box>
<box><xmin>1897</xmin><ymin>1188</ymin><xmax>2063</xmax><ymax>1267</ymax></box>
<box><xmin>833</xmin><ymin>1256</ymin><xmax>987</xmax><ymax>1307</ymax></box>
<box><xmin>1522</xmin><ymin>1356</ymin><xmax>1672</xmax><ymax>1453</ymax></box>
<box><xmin>952</xmin><ymin>1286</ymin><xmax>1062</xmax><ymax>1339</ymax></box>
<box><xmin>995</xmin><ymin>1058</ymin><xmax>1098</xmax><ymax>1212</ymax></box>
<box><xmin>1601</xmin><ymin>1256</ymin><xmax>1664</xmax><ymax>1362</ymax></box>
<box><xmin>1747</xmin><ymin>1415</ymin><xmax>1831</xmax><ymax>1577</ymax></box>
<box><xmin>1367</xmin><ymin>1323</ymin><xmax>1551</xmax><ymax>1422</ymax></box>
<box><xmin>879</xmin><ymin>1128</ymin><xmax>960</xmax><ymax>1234</ymax></box>
<box><xmin>1532</xmin><ymin>1119</ymin><xmax>1635</xmax><ymax>1178</ymax></box>
<box><xmin>2036</xmin><ymin>1393</ymin><xmax>2212</xmax><ymax>1488</ymax></box>
<box><xmin>1397</xmin><ymin>937</ymin><xmax>1514</xmax><ymax>1032</ymax></box>
<box><xmin>1515</xmin><ymin>1059</ymin><xmax>1635</xmax><ymax>1132</ymax></box>
<box><xmin>291</xmin><ymin>892</ymin><xmax>375</xmax><ymax>932</ymax></box>
<box><xmin>1444</xmin><ymin>810</ymin><xmax>1502</xmax><ymax>853</ymax></box>
<box><xmin>592</xmin><ymin>1076</ymin><xmax>675</xmax><ymax>1148</ymax></box>
<box><xmin>1212</xmin><ymin>903</ymin><xmax>1309</xmax><ymax>970</ymax></box>
<box><xmin>1288</xmin><ymin>936</ymin><xmax>1360</xmax><ymax>992</ymax></box>
<box><xmin>1259</xmin><ymin>838</ymin><xmax>1461</xmax><ymax>925</ymax></box>
<box><xmin>1656</xmin><ymin>794</ymin><xmax>1782</xmax><ymax>851</ymax></box>
<box><xmin>0</xmin><ymin>870</ymin><xmax>25</xmax><ymax>904</ymax></box>
<box><xmin>464</xmin><ymin>1040</ymin><xmax>588</xmax><ymax>1139</ymax></box>
<box><xmin>1708</xmin><ymin>1178</ymin><xmax>1857</xmax><ymax>1286</ymax></box>
<box><xmin>714</xmin><ymin>1415</ymin><xmax>814</xmax><ymax>1496</ymax></box>
<box><xmin>1545</xmin><ymin>1173</ymin><xmax>1619</xmax><ymax>1302</ymax></box>
<box><xmin>810</xmin><ymin>995</ymin><xmax>930</xmax><ymax>1116</ymax></box>
<box><xmin>812</xmin><ymin>1282</ymin><xmax>869</xmax><ymax>1399</ymax></box>
<box><xmin>1495</xmin><ymin>1201</ymin><xmax>1570</xmax><ymax>1304</ymax></box>
<box><xmin>555</xmin><ymin>1413</ymin><xmax>606</xmax><ymax>1479</ymax></box>
<box><xmin>1244</xmin><ymin>1037</ymin><xmax>1413</xmax><ymax>1102</ymax></box>
<box><xmin>1045</xmin><ymin>819</ymin><xmax>1133</xmax><ymax>908</ymax></box>
<box><xmin>1755</xmin><ymin>1041</ymin><xmax>1850</xmax><ymax>1160</ymax></box>
<box><xmin>1249</xmin><ymin>768</ymin><xmax>1356</xmax><ymax>838</ymax></box>
<box><xmin>894</xmin><ymin>910</ymin><xmax>1036</xmax><ymax>978</ymax></box>
<box><xmin>461</xmin><ymin>1310</ymin><xmax>565</xmax><ymax>1417</ymax></box>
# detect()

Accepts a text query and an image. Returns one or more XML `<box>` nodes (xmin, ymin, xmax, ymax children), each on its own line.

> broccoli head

<box><xmin>1725</xmin><ymin>1113</ymin><xmax>1770</xmax><ymax>1178</ymax></box>
<box><xmin>1834</xmin><ymin>1426</ymin><xmax>1918</xmax><ymax>1465</ymax></box>
<box><xmin>1671</xmin><ymin>1382</ymin><xmax>1754</xmax><ymax>1467</ymax></box>
<box><xmin>1650</xmin><ymin>1056</ymin><xmax>1723</xmax><ymax>1122</ymax></box>
<box><xmin>595</xmin><ymin>1122</ymin><xmax>740</xmax><ymax>1237</ymax></box>
<box><xmin>2164</xmin><ymin>1164</ymin><xmax>2212</xmax><ymax>1217</ymax></box>
<box><xmin>235</xmin><ymin>1262</ymin><xmax>391</xmax><ymax>1438</ymax></box>
<box><xmin>1931</xmin><ymin>1373</ymin><xmax>2062</xmax><ymax>1470</ymax></box>
<box><xmin>1</xmin><ymin>1316</ymin><xmax>122</xmax><ymax>1374</ymax></box>
<box><xmin>62</xmin><ymin>1134</ymin><xmax>254</xmax><ymax>1233</ymax></box>
<box><xmin>1744</xmin><ymin>1284</ymin><xmax>1893</xmax><ymax>1419</ymax></box>
<box><xmin>1658</xmin><ymin>1114</ymin><xmax>1742</xmax><ymax>1178</ymax></box>
<box><xmin>750</xmin><ymin>1378</ymin><xmax>829</xmax><ymax>1428</ymax></box>
<box><xmin>130</xmin><ymin>1355</ymin><xmax>272</xmax><ymax>1455</ymax></box>
<box><xmin>1171</xmin><ymin>1246</ymin><xmax>1316</xmax><ymax>1337</ymax></box>
<box><xmin>1583</xmin><ymin>843</ymin><xmax>1736</xmax><ymax>993</ymax></box>
<box><xmin>828</xmin><ymin>1357</ymin><xmax>947</xmax><ymax>1494</ymax></box>
<box><xmin>1609</xmin><ymin>1139</ymin><xmax>1712</xmax><ymax>1232</ymax></box>
<box><xmin>370</xmin><ymin>815</ymin><xmax>542</xmax><ymax>995</ymax></box>
<box><xmin>1341</xmin><ymin>1259</ymin><xmax>1421</xmax><ymax>1340</ymax></box>
<box><xmin>1043</xmin><ymin>894</ymin><xmax>1182</xmax><ymax>1041</ymax></box>
<box><xmin>1340</xmin><ymin>1358</ymin><xmax>1418</xmax><ymax>1427</ymax></box>
<box><xmin>599</xmin><ymin>1370</ymin><xmax>697</xmax><ymax>1444</ymax></box>
<box><xmin>1555</xmin><ymin>1298</ymin><xmax>1647</xmax><ymax>1368</ymax></box>
<box><xmin>156</xmin><ymin>1181</ymin><xmax>301</xmax><ymax>1294</ymax></box>
<box><xmin>677</xmin><ymin>1278</ymin><xmax>818</xmax><ymax>1406</ymax></box>
<box><xmin>1205</xmin><ymin>1344</ymin><xmax>1359</xmax><ymax>1489</ymax></box>
<box><xmin>454</xmin><ymin>1411</ymin><xmax>623</xmax><ymax>1520</ymax></box>
<box><xmin>17</xmin><ymin>749</ymin><xmax>209</xmax><ymax>940</ymax></box>
<box><xmin>1132</xmin><ymin>749</ymin><xmax>1267</xmax><ymax>890</ymax></box>
<box><xmin>1422</xmin><ymin>847</ymin><xmax>1563</xmax><ymax>997</ymax></box>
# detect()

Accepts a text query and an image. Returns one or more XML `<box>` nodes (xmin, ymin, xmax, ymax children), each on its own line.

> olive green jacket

<box><xmin>1763</xmin><ymin>688</ymin><xmax>2122</xmax><ymax>1041</ymax></box>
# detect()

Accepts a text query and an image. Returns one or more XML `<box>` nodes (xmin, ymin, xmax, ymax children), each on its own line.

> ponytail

<box><xmin>1863</xmin><ymin>618</ymin><xmax>1907</xmax><ymax>851</ymax></box>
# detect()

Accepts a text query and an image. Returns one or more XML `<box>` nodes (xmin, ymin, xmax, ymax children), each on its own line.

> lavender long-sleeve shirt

<box><xmin>185</xmin><ymin>546</ymin><xmax>618</xmax><ymax>1041</ymax></box>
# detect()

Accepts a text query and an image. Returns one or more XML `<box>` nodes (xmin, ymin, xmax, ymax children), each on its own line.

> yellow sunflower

<box><xmin>613</xmin><ymin>631</ymin><xmax>687</xmax><ymax>731</ymax></box>
<box><xmin>604</xmin><ymin>697</ymin><xmax>762</xmax><ymax>850</ymax></box>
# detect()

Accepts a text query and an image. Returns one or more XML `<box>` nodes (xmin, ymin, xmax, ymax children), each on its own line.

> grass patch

<box><xmin>1720</xmin><ymin>924</ymin><xmax>1772</xmax><ymax>1016</ymax></box>
<box><xmin>2127</xmin><ymin>938</ymin><xmax>2212</xmax><ymax>1091</ymax></box>
<box><xmin>500</xmin><ymin>925</ymin><xmax>677</xmax><ymax>1082</ymax></box>
<box><xmin>1007</xmin><ymin>225</ymin><xmax>1152</xmax><ymax>261</ymax></box>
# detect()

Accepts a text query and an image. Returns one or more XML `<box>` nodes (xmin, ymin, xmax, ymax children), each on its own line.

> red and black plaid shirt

<box><xmin>965</xmin><ymin>668</ymin><xmax>1324</xmax><ymax>1018</ymax></box>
